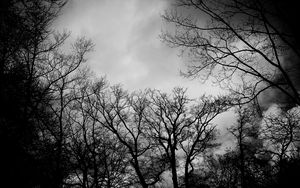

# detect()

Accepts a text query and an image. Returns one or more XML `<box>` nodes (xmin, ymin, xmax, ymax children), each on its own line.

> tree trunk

<box><xmin>170</xmin><ymin>148</ymin><xmax>179</xmax><ymax>188</ymax></box>
<box><xmin>184</xmin><ymin>159</ymin><xmax>191</xmax><ymax>188</ymax></box>
<box><xmin>132</xmin><ymin>156</ymin><xmax>148</xmax><ymax>188</ymax></box>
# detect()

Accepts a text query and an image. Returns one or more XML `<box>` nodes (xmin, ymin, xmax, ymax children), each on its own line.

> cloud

<box><xmin>258</xmin><ymin>50</ymin><xmax>300</xmax><ymax>111</ymax></box>
<box><xmin>52</xmin><ymin>0</ymin><xmax>221</xmax><ymax>99</ymax></box>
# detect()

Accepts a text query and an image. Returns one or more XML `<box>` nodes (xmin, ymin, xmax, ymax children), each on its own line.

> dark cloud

<box><xmin>258</xmin><ymin>51</ymin><xmax>300</xmax><ymax>111</ymax></box>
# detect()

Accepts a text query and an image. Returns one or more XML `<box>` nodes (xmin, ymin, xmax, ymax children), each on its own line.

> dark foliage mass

<box><xmin>1</xmin><ymin>0</ymin><xmax>300</xmax><ymax>188</ymax></box>
<box><xmin>0</xmin><ymin>0</ymin><xmax>67</xmax><ymax>187</ymax></box>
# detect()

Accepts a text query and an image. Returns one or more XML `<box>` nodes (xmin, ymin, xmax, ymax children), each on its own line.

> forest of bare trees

<box><xmin>1</xmin><ymin>0</ymin><xmax>300</xmax><ymax>187</ymax></box>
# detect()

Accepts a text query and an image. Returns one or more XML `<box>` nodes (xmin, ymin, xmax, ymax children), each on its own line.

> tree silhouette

<box><xmin>0</xmin><ymin>0</ymin><xmax>67</xmax><ymax>187</ymax></box>
<box><xmin>261</xmin><ymin>107</ymin><xmax>300</xmax><ymax>187</ymax></box>
<box><xmin>3</xmin><ymin>0</ymin><xmax>300</xmax><ymax>187</ymax></box>
<box><xmin>65</xmin><ymin>78</ymin><xmax>131</xmax><ymax>187</ymax></box>
<box><xmin>87</xmin><ymin>85</ymin><xmax>168</xmax><ymax>188</ymax></box>
<box><xmin>41</xmin><ymin>36</ymin><xmax>93</xmax><ymax>187</ymax></box>
<box><xmin>162</xmin><ymin>0</ymin><xmax>300</xmax><ymax>106</ymax></box>
<box><xmin>145</xmin><ymin>88</ymin><xmax>229</xmax><ymax>188</ymax></box>
<box><xmin>228</xmin><ymin>103</ymin><xmax>270</xmax><ymax>188</ymax></box>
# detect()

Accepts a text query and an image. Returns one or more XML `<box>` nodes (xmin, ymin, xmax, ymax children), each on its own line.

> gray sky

<box><xmin>53</xmin><ymin>0</ymin><xmax>223</xmax><ymax>98</ymax></box>
<box><xmin>53</xmin><ymin>0</ymin><xmax>235</xmax><ymax>152</ymax></box>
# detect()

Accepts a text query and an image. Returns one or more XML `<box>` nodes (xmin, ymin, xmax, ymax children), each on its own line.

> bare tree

<box><xmin>145</xmin><ymin>88</ymin><xmax>228</xmax><ymax>188</ymax></box>
<box><xmin>66</xmin><ymin>79</ymin><xmax>131</xmax><ymax>188</ymax></box>
<box><xmin>88</xmin><ymin>85</ymin><xmax>167</xmax><ymax>188</ymax></box>
<box><xmin>228</xmin><ymin>102</ymin><xmax>265</xmax><ymax>188</ymax></box>
<box><xmin>181</xmin><ymin>95</ymin><xmax>228</xmax><ymax>187</ymax></box>
<box><xmin>39</xmin><ymin>37</ymin><xmax>93</xmax><ymax>187</ymax></box>
<box><xmin>0</xmin><ymin>0</ymin><xmax>71</xmax><ymax>187</ymax></box>
<box><xmin>162</xmin><ymin>0</ymin><xmax>300</xmax><ymax>105</ymax></box>
<box><xmin>262</xmin><ymin>107</ymin><xmax>300</xmax><ymax>180</ymax></box>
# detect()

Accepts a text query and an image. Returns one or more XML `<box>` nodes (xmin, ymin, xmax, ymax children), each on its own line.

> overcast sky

<box><xmin>53</xmin><ymin>0</ymin><xmax>224</xmax><ymax>99</ymax></box>
<box><xmin>52</xmin><ymin>0</ymin><xmax>235</xmax><ymax>153</ymax></box>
